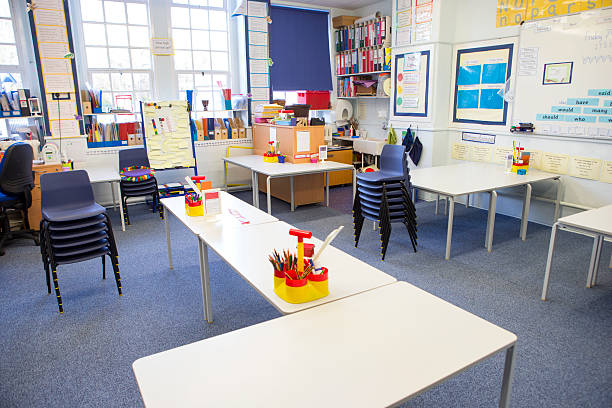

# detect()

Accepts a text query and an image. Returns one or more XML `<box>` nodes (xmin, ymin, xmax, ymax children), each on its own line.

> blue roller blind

<box><xmin>269</xmin><ymin>6</ymin><xmax>333</xmax><ymax>91</ymax></box>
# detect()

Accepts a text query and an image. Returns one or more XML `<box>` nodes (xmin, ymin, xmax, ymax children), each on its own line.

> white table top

<box><xmin>410</xmin><ymin>162</ymin><xmax>559</xmax><ymax>196</ymax></box>
<box><xmin>161</xmin><ymin>193</ymin><xmax>278</xmax><ymax>236</ymax></box>
<box><xmin>198</xmin><ymin>220</ymin><xmax>396</xmax><ymax>314</ymax></box>
<box><xmin>557</xmin><ymin>204</ymin><xmax>612</xmax><ymax>236</ymax></box>
<box><xmin>224</xmin><ymin>155</ymin><xmax>353</xmax><ymax>177</ymax></box>
<box><xmin>133</xmin><ymin>281</ymin><xmax>517</xmax><ymax>408</ymax></box>
<box><xmin>81</xmin><ymin>166</ymin><xmax>121</xmax><ymax>183</ymax></box>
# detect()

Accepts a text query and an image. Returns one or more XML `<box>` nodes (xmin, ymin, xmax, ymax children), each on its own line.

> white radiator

<box><xmin>194</xmin><ymin>139</ymin><xmax>253</xmax><ymax>188</ymax></box>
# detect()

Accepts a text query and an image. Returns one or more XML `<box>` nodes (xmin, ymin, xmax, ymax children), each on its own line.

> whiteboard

<box><xmin>142</xmin><ymin>100</ymin><xmax>195</xmax><ymax>169</ymax></box>
<box><xmin>512</xmin><ymin>8</ymin><xmax>612</xmax><ymax>141</ymax></box>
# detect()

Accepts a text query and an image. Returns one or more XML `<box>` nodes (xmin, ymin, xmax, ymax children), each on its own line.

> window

<box><xmin>79</xmin><ymin>0</ymin><xmax>152</xmax><ymax>112</ymax></box>
<box><xmin>171</xmin><ymin>0</ymin><xmax>230</xmax><ymax>112</ymax></box>
<box><xmin>0</xmin><ymin>0</ymin><xmax>23</xmax><ymax>91</ymax></box>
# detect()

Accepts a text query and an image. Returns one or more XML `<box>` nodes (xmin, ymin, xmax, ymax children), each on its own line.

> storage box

<box><xmin>82</xmin><ymin>101</ymin><xmax>92</xmax><ymax>114</ymax></box>
<box><xmin>332</xmin><ymin>15</ymin><xmax>358</xmax><ymax>28</ymax></box>
<box><xmin>297</xmin><ymin>91</ymin><xmax>330</xmax><ymax>110</ymax></box>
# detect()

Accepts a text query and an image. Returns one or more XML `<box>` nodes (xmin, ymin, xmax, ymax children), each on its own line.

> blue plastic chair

<box><xmin>118</xmin><ymin>148</ymin><xmax>162</xmax><ymax>225</ymax></box>
<box><xmin>0</xmin><ymin>142</ymin><xmax>37</xmax><ymax>255</ymax></box>
<box><xmin>40</xmin><ymin>170</ymin><xmax>121</xmax><ymax>313</ymax></box>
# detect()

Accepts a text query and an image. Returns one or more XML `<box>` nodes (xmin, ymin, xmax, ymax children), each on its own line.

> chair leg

<box><xmin>111</xmin><ymin>256</ymin><xmax>122</xmax><ymax>296</ymax></box>
<box><xmin>51</xmin><ymin>267</ymin><xmax>64</xmax><ymax>314</ymax></box>
<box><xmin>123</xmin><ymin>197</ymin><xmax>131</xmax><ymax>225</ymax></box>
<box><xmin>102</xmin><ymin>255</ymin><xmax>106</xmax><ymax>280</ymax></box>
<box><xmin>44</xmin><ymin>260</ymin><xmax>51</xmax><ymax>294</ymax></box>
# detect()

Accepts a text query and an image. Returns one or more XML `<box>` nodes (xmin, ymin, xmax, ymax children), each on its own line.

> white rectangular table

<box><xmin>410</xmin><ymin>163</ymin><xmax>561</xmax><ymax>260</ymax></box>
<box><xmin>197</xmin><ymin>220</ymin><xmax>396</xmax><ymax>318</ymax></box>
<box><xmin>133</xmin><ymin>282</ymin><xmax>517</xmax><ymax>408</ymax></box>
<box><xmin>541</xmin><ymin>204</ymin><xmax>612</xmax><ymax>300</ymax></box>
<box><xmin>83</xmin><ymin>166</ymin><xmax>126</xmax><ymax>232</ymax></box>
<box><xmin>162</xmin><ymin>192</ymin><xmax>279</xmax><ymax>322</ymax></box>
<box><xmin>223</xmin><ymin>155</ymin><xmax>356</xmax><ymax>214</ymax></box>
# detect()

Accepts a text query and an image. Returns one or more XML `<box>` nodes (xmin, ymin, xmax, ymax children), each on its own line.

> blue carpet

<box><xmin>0</xmin><ymin>186</ymin><xmax>610</xmax><ymax>407</ymax></box>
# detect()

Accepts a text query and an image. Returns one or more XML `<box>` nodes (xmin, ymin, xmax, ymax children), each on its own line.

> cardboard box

<box><xmin>128</xmin><ymin>134</ymin><xmax>137</xmax><ymax>146</ymax></box>
<box><xmin>82</xmin><ymin>102</ymin><xmax>92</xmax><ymax>114</ymax></box>
<box><xmin>136</xmin><ymin>134</ymin><xmax>144</xmax><ymax>145</ymax></box>
<box><xmin>333</xmin><ymin>15</ymin><xmax>358</xmax><ymax>28</ymax></box>
<box><xmin>235</xmin><ymin>117</ymin><xmax>246</xmax><ymax>138</ymax></box>
<box><xmin>214</xmin><ymin>118</ymin><xmax>227</xmax><ymax>140</ymax></box>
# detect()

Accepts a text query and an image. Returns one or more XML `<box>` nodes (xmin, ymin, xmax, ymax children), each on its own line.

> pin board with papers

<box><xmin>512</xmin><ymin>8</ymin><xmax>612</xmax><ymax>140</ymax></box>
<box><xmin>451</xmin><ymin>41</ymin><xmax>514</xmax><ymax>127</ymax></box>
<box><xmin>393</xmin><ymin>48</ymin><xmax>430</xmax><ymax>119</ymax></box>
<box><xmin>141</xmin><ymin>101</ymin><xmax>196</xmax><ymax>170</ymax></box>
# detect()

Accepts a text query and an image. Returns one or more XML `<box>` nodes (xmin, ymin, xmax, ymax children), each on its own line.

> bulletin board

<box><xmin>393</xmin><ymin>49</ymin><xmax>430</xmax><ymax>117</ymax></box>
<box><xmin>451</xmin><ymin>42</ymin><xmax>514</xmax><ymax>126</ymax></box>
<box><xmin>141</xmin><ymin>101</ymin><xmax>195</xmax><ymax>170</ymax></box>
<box><xmin>512</xmin><ymin>8</ymin><xmax>612</xmax><ymax>140</ymax></box>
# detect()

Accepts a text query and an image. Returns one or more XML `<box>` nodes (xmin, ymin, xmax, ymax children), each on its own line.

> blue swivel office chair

<box><xmin>0</xmin><ymin>142</ymin><xmax>38</xmax><ymax>255</ymax></box>
<box><xmin>118</xmin><ymin>148</ymin><xmax>162</xmax><ymax>226</ymax></box>
<box><xmin>40</xmin><ymin>170</ymin><xmax>121</xmax><ymax>313</ymax></box>
<box><xmin>353</xmin><ymin>144</ymin><xmax>417</xmax><ymax>260</ymax></box>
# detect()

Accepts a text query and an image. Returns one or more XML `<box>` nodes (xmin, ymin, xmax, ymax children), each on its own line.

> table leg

<box><xmin>465</xmin><ymin>194</ymin><xmax>469</xmax><ymax>208</ymax></box>
<box><xmin>553</xmin><ymin>178</ymin><xmax>562</xmax><ymax>222</ymax></box>
<box><xmin>117</xmin><ymin>181</ymin><xmax>125</xmax><ymax>232</ymax></box>
<box><xmin>435</xmin><ymin>194</ymin><xmax>439</xmax><ymax>215</ymax></box>
<box><xmin>499</xmin><ymin>345</ymin><xmax>516</xmax><ymax>408</ymax></box>
<box><xmin>290</xmin><ymin>176</ymin><xmax>295</xmax><ymax>212</ymax></box>
<box><xmin>164</xmin><ymin>207</ymin><xmax>173</xmax><ymax>270</ymax></box>
<box><xmin>586</xmin><ymin>235</ymin><xmax>600</xmax><ymax>288</ymax></box>
<box><xmin>541</xmin><ymin>222</ymin><xmax>559</xmax><ymax>300</ymax></box>
<box><xmin>485</xmin><ymin>193</ymin><xmax>492</xmax><ymax>247</ymax></box>
<box><xmin>520</xmin><ymin>183</ymin><xmax>532</xmax><ymax>241</ymax></box>
<box><xmin>198</xmin><ymin>239</ymin><xmax>213</xmax><ymax>323</ymax></box>
<box><xmin>445</xmin><ymin>197</ymin><xmax>455</xmax><ymax>260</ymax></box>
<box><xmin>444</xmin><ymin>197</ymin><xmax>449</xmax><ymax>216</ymax></box>
<box><xmin>266</xmin><ymin>176</ymin><xmax>272</xmax><ymax>215</ymax></box>
<box><xmin>110</xmin><ymin>181</ymin><xmax>117</xmax><ymax>211</ymax></box>
<box><xmin>591</xmin><ymin>235</ymin><xmax>603</xmax><ymax>287</ymax></box>
<box><xmin>325</xmin><ymin>172</ymin><xmax>330</xmax><ymax>207</ymax></box>
<box><xmin>486</xmin><ymin>191</ymin><xmax>498</xmax><ymax>253</ymax></box>
<box><xmin>251</xmin><ymin>171</ymin><xmax>257</xmax><ymax>207</ymax></box>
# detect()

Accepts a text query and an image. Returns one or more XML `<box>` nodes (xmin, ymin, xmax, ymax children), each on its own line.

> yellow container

<box><xmin>186</xmin><ymin>203</ymin><xmax>203</xmax><ymax>216</ymax></box>
<box><xmin>274</xmin><ymin>270</ymin><xmax>285</xmax><ymax>290</ymax></box>
<box><xmin>511</xmin><ymin>164</ymin><xmax>529</xmax><ymax>174</ymax></box>
<box><xmin>263</xmin><ymin>155</ymin><xmax>278</xmax><ymax>163</ymax></box>
<box><xmin>273</xmin><ymin>268</ymin><xmax>329</xmax><ymax>304</ymax></box>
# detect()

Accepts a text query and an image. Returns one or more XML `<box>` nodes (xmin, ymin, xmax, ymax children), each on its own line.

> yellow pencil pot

<box><xmin>308</xmin><ymin>268</ymin><xmax>329</xmax><ymax>297</ymax></box>
<box><xmin>263</xmin><ymin>155</ymin><xmax>278</xmax><ymax>163</ymax></box>
<box><xmin>274</xmin><ymin>269</ymin><xmax>285</xmax><ymax>290</ymax></box>
<box><xmin>186</xmin><ymin>203</ymin><xmax>203</xmax><ymax>216</ymax></box>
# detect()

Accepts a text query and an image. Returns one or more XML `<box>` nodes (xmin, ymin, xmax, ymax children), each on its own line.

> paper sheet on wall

<box><xmin>249</xmin><ymin>45</ymin><xmax>268</xmax><ymax>60</ymax></box>
<box><xmin>247</xmin><ymin>1</ymin><xmax>267</xmax><ymax>17</ymax></box>
<box><xmin>296</xmin><ymin>131</ymin><xmax>310</xmax><ymax>153</ymax></box>
<box><xmin>451</xmin><ymin>142</ymin><xmax>470</xmax><ymax>160</ymax></box>
<box><xmin>34</xmin><ymin>9</ymin><xmax>65</xmax><ymax>26</ymax></box>
<box><xmin>41</xmin><ymin>58</ymin><xmax>71</xmax><ymax>74</ymax></box>
<box><xmin>251</xmin><ymin>87</ymin><xmax>269</xmax><ymax>101</ymax></box>
<box><xmin>49</xmin><ymin>119</ymin><xmax>80</xmax><ymax>138</ymax></box>
<box><xmin>47</xmin><ymin>100</ymin><xmax>77</xmax><ymax>120</ymax></box>
<box><xmin>414</xmin><ymin>21</ymin><xmax>432</xmax><ymax>42</ymax></box>
<box><xmin>249</xmin><ymin>59</ymin><xmax>268</xmax><ymax>74</ymax></box>
<box><xmin>36</xmin><ymin>25</ymin><xmax>68</xmax><ymax>43</ymax></box>
<box><xmin>43</xmin><ymin>74</ymin><xmax>74</xmax><ymax>92</ymax></box>
<box><xmin>493</xmin><ymin>147</ymin><xmax>513</xmax><ymax>164</ymax></box>
<box><xmin>248</xmin><ymin>17</ymin><xmax>267</xmax><ymax>32</ymax></box>
<box><xmin>39</xmin><ymin>43</ymin><xmax>70</xmax><ymax>59</ymax></box>
<box><xmin>569</xmin><ymin>156</ymin><xmax>602</xmax><ymax>180</ymax></box>
<box><xmin>518</xmin><ymin>47</ymin><xmax>538</xmax><ymax>76</ymax></box>
<box><xmin>527</xmin><ymin>149</ymin><xmax>543</xmax><ymax>169</ymax></box>
<box><xmin>601</xmin><ymin>161</ymin><xmax>612</xmax><ymax>183</ymax></box>
<box><xmin>471</xmin><ymin>145</ymin><xmax>492</xmax><ymax>162</ymax></box>
<box><xmin>540</xmin><ymin>152</ymin><xmax>569</xmax><ymax>174</ymax></box>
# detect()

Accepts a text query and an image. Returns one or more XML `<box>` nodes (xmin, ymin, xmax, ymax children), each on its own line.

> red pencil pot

<box><xmin>284</xmin><ymin>275</ymin><xmax>308</xmax><ymax>303</ymax></box>
<box><xmin>308</xmin><ymin>267</ymin><xmax>329</xmax><ymax>296</ymax></box>
<box><xmin>274</xmin><ymin>269</ymin><xmax>285</xmax><ymax>290</ymax></box>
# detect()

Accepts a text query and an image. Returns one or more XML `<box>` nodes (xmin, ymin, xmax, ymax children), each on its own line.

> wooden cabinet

<box><xmin>326</xmin><ymin>148</ymin><xmax>354</xmax><ymax>186</ymax></box>
<box><xmin>29</xmin><ymin>163</ymin><xmax>62</xmax><ymax>230</ymax></box>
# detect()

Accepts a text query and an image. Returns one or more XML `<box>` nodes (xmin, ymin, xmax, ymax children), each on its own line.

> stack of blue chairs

<box><xmin>118</xmin><ymin>148</ymin><xmax>162</xmax><ymax>226</ymax></box>
<box><xmin>353</xmin><ymin>144</ymin><xmax>417</xmax><ymax>260</ymax></box>
<box><xmin>39</xmin><ymin>170</ymin><xmax>121</xmax><ymax>313</ymax></box>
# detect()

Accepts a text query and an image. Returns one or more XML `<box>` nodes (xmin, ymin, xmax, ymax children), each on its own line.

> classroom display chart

<box><xmin>394</xmin><ymin>0</ymin><xmax>434</xmax><ymax>46</ymax></box>
<box><xmin>452</xmin><ymin>43</ymin><xmax>513</xmax><ymax>126</ymax></box>
<box><xmin>496</xmin><ymin>0</ymin><xmax>610</xmax><ymax>28</ymax></box>
<box><xmin>28</xmin><ymin>0</ymin><xmax>83</xmax><ymax>138</ymax></box>
<box><xmin>393</xmin><ymin>49</ymin><xmax>430</xmax><ymax>117</ymax></box>
<box><xmin>142</xmin><ymin>101</ymin><xmax>195</xmax><ymax>169</ymax></box>
<box><xmin>244</xmin><ymin>0</ymin><xmax>272</xmax><ymax>124</ymax></box>
<box><xmin>512</xmin><ymin>8</ymin><xmax>612</xmax><ymax>140</ymax></box>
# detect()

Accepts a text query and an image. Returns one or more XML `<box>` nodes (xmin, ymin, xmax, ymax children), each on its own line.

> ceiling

<box><xmin>294</xmin><ymin>0</ymin><xmax>377</xmax><ymax>10</ymax></box>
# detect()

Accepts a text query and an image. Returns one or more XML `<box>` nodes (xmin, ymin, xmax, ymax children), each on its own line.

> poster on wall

<box><xmin>452</xmin><ymin>44</ymin><xmax>513</xmax><ymax>126</ymax></box>
<box><xmin>394</xmin><ymin>50</ymin><xmax>430</xmax><ymax>117</ymax></box>
<box><xmin>245</xmin><ymin>0</ymin><xmax>271</xmax><ymax>125</ymax></box>
<box><xmin>396</xmin><ymin>0</ymin><xmax>412</xmax><ymax>46</ymax></box>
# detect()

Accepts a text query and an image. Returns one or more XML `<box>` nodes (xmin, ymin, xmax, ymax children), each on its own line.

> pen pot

<box><xmin>274</xmin><ymin>269</ymin><xmax>285</xmax><ymax>290</ymax></box>
<box><xmin>283</xmin><ymin>275</ymin><xmax>309</xmax><ymax>304</ymax></box>
<box><xmin>308</xmin><ymin>267</ymin><xmax>329</xmax><ymax>297</ymax></box>
<box><xmin>277</xmin><ymin>155</ymin><xmax>285</xmax><ymax>163</ymax></box>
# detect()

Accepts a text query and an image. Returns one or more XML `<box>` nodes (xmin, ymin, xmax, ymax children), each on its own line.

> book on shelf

<box><xmin>335</xmin><ymin>16</ymin><xmax>390</xmax><ymax>52</ymax></box>
<box><xmin>336</xmin><ymin>46</ymin><xmax>391</xmax><ymax>75</ymax></box>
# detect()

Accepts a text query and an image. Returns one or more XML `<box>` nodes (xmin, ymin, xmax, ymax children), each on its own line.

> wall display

<box><xmin>569</xmin><ymin>156</ymin><xmax>602</xmax><ymax>180</ymax></box>
<box><xmin>151</xmin><ymin>38</ymin><xmax>173</xmax><ymax>56</ymax></box>
<box><xmin>244</xmin><ymin>0</ymin><xmax>272</xmax><ymax>125</ymax></box>
<box><xmin>394</xmin><ymin>0</ymin><xmax>434</xmax><ymax>46</ymax></box>
<box><xmin>601</xmin><ymin>161</ymin><xmax>612</xmax><ymax>184</ymax></box>
<box><xmin>497</xmin><ymin>0</ymin><xmax>609</xmax><ymax>27</ymax></box>
<box><xmin>395</xmin><ymin>0</ymin><xmax>412</xmax><ymax>46</ymax></box>
<box><xmin>393</xmin><ymin>49</ymin><xmax>430</xmax><ymax>117</ymax></box>
<box><xmin>142</xmin><ymin>101</ymin><xmax>195</xmax><ymax>169</ymax></box>
<box><xmin>512</xmin><ymin>9</ymin><xmax>612</xmax><ymax>139</ymax></box>
<box><xmin>28</xmin><ymin>0</ymin><xmax>83</xmax><ymax>138</ymax></box>
<box><xmin>452</xmin><ymin>43</ymin><xmax>513</xmax><ymax>126</ymax></box>
<box><xmin>451</xmin><ymin>142</ymin><xmax>470</xmax><ymax>160</ymax></box>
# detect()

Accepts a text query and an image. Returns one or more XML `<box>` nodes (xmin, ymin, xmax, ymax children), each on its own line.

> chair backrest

<box><xmin>41</xmin><ymin>170</ymin><xmax>95</xmax><ymax>212</ymax></box>
<box><xmin>379</xmin><ymin>144</ymin><xmax>407</xmax><ymax>176</ymax></box>
<box><xmin>119</xmin><ymin>148</ymin><xmax>150</xmax><ymax>170</ymax></box>
<box><xmin>0</xmin><ymin>142</ymin><xmax>34</xmax><ymax>195</ymax></box>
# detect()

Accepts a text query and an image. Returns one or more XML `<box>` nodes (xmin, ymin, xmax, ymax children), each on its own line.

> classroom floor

<box><xmin>0</xmin><ymin>186</ymin><xmax>611</xmax><ymax>407</ymax></box>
